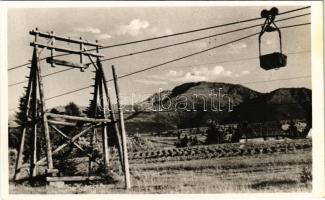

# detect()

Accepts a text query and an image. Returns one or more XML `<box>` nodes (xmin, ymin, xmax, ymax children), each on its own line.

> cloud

<box><xmin>116</xmin><ymin>19</ymin><xmax>150</xmax><ymax>37</ymax></box>
<box><xmin>149</xmin><ymin>70</ymin><xmax>183</xmax><ymax>80</ymax></box>
<box><xmin>228</xmin><ymin>42</ymin><xmax>248</xmax><ymax>51</ymax></box>
<box><xmin>234</xmin><ymin>70</ymin><xmax>250</xmax><ymax>78</ymax></box>
<box><xmin>73</xmin><ymin>27</ymin><xmax>101</xmax><ymax>34</ymax></box>
<box><xmin>164</xmin><ymin>28</ymin><xmax>173</xmax><ymax>35</ymax></box>
<box><xmin>240</xmin><ymin>70</ymin><xmax>250</xmax><ymax>75</ymax></box>
<box><xmin>136</xmin><ymin>79</ymin><xmax>168</xmax><ymax>85</ymax></box>
<box><xmin>167</xmin><ymin>70</ymin><xmax>183</xmax><ymax>77</ymax></box>
<box><xmin>96</xmin><ymin>33</ymin><xmax>112</xmax><ymax>40</ymax></box>
<box><xmin>148</xmin><ymin>27</ymin><xmax>174</xmax><ymax>36</ymax></box>
<box><xmin>146</xmin><ymin>69</ymin><xmax>207</xmax><ymax>83</ymax></box>
<box><xmin>177</xmin><ymin>72</ymin><xmax>207</xmax><ymax>82</ymax></box>
<box><xmin>192</xmin><ymin>66</ymin><xmax>233</xmax><ymax>77</ymax></box>
<box><xmin>147</xmin><ymin>66</ymin><xmax>250</xmax><ymax>83</ymax></box>
<box><xmin>238</xmin><ymin>43</ymin><xmax>247</xmax><ymax>49</ymax></box>
<box><xmin>115</xmin><ymin>19</ymin><xmax>173</xmax><ymax>38</ymax></box>
<box><xmin>71</xmin><ymin>27</ymin><xmax>112</xmax><ymax>40</ymax></box>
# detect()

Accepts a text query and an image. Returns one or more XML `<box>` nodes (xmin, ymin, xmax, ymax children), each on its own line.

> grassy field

<box><xmin>9</xmin><ymin>139</ymin><xmax>312</xmax><ymax>194</ymax></box>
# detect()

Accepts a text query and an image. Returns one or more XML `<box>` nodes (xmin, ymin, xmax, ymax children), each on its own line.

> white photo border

<box><xmin>0</xmin><ymin>1</ymin><xmax>323</xmax><ymax>199</ymax></box>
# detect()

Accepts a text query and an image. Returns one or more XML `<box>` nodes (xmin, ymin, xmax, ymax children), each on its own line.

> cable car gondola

<box><xmin>259</xmin><ymin>7</ymin><xmax>287</xmax><ymax>70</ymax></box>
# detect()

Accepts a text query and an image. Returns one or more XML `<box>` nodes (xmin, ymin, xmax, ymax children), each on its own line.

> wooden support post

<box><xmin>87</xmin><ymin>53</ymin><xmax>123</xmax><ymax>174</ymax></box>
<box><xmin>86</xmin><ymin>50</ymin><xmax>124</xmax><ymax>170</ymax></box>
<box><xmin>84</xmin><ymin>49</ymin><xmax>124</xmax><ymax>168</ymax></box>
<box><xmin>88</xmin><ymin>71</ymin><xmax>100</xmax><ymax>176</ymax></box>
<box><xmin>50</xmin><ymin>31</ymin><xmax>55</xmax><ymax>68</ymax></box>
<box><xmin>98</xmin><ymin>81</ymin><xmax>110</xmax><ymax>174</ymax></box>
<box><xmin>112</xmin><ymin>65</ymin><xmax>131</xmax><ymax>189</ymax></box>
<box><xmin>14</xmin><ymin>60</ymin><xmax>34</xmax><ymax>181</ymax></box>
<box><xmin>30</xmin><ymin>83</ymin><xmax>38</xmax><ymax>179</ymax></box>
<box><xmin>88</xmin><ymin>127</ymin><xmax>96</xmax><ymax>176</ymax></box>
<box><xmin>80</xmin><ymin>37</ymin><xmax>84</xmax><ymax>64</ymax></box>
<box><xmin>35</xmin><ymin>42</ymin><xmax>54</xmax><ymax>173</ymax></box>
<box><xmin>97</xmin><ymin>59</ymin><xmax>124</xmax><ymax>170</ymax></box>
<box><xmin>29</xmin><ymin>47</ymin><xmax>39</xmax><ymax>181</ymax></box>
<box><xmin>14</xmin><ymin>127</ymin><xmax>28</xmax><ymax>181</ymax></box>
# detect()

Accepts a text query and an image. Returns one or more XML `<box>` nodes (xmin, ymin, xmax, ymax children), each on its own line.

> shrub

<box><xmin>8</xmin><ymin>148</ymin><xmax>17</xmax><ymax>166</ymax></box>
<box><xmin>300</xmin><ymin>166</ymin><xmax>312</xmax><ymax>183</ymax></box>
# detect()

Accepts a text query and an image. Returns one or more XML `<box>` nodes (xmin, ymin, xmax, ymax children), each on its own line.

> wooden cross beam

<box><xmin>36</xmin><ymin>123</ymin><xmax>98</xmax><ymax>165</ymax></box>
<box><xmin>50</xmin><ymin>125</ymin><xmax>101</xmax><ymax>165</ymax></box>
<box><xmin>30</xmin><ymin>29</ymin><xmax>103</xmax><ymax>47</ymax></box>
<box><xmin>46</xmin><ymin>58</ymin><xmax>89</xmax><ymax>72</ymax></box>
<box><xmin>47</xmin><ymin>176</ymin><xmax>103</xmax><ymax>182</ymax></box>
<box><xmin>45</xmin><ymin>113</ymin><xmax>112</xmax><ymax>123</ymax></box>
<box><xmin>30</xmin><ymin>42</ymin><xmax>103</xmax><ymax>58</ymax></box>
<box><xmin>47</xmin><ymin>120</ymin><xmax>77</xmax><ymax>127</ymax></box>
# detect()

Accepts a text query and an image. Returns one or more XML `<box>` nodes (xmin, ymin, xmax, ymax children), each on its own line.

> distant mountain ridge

<box><xmin>226</xmin><ymin>87</ymin><xmax>312</xmax><ymax>123</ymax></box>
<box><xmin>9</xmin><ymin>81</ymin><xmax>312</xmax><ymax>134</ymax></box>
<box><xmin>125</xmin><ymin>82</ymin><xmax>311</xmax><ymax>133</ymax></box>
<box><xmin>139</xmin><ymin>82</ymin><xmax>260</xmax><ymax>111</ymax></box>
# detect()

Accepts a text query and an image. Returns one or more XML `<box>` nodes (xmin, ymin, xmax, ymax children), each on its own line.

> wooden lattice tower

<box><xmin>13</xmin><ymin>28</ymin><xmax>130</xmax><ymax>189</ymax></box>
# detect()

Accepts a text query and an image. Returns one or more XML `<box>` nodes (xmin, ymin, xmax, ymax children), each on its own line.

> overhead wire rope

<box><xmin>26</xmin><ymin>22</ymin><xmax>311</xmax><ymax>102</ymax></box>
<box><xmin>7</xmin><ymin>6</ymin><xmax>310</xmax><ymax>71</ymax></box>
<box><xmin>8</xmin><ymin>50</ymin><xmax>311</xmax><ymax>87</ymax></box>
<box><xmin>8</xmin><ymin>14</ymin><xmax>310</xmax><ymax>87</ymax></box>
<box><xmin>98</xmin><ymin>13</ymin><xmax>310</xmax><ymax>63</ymax></box>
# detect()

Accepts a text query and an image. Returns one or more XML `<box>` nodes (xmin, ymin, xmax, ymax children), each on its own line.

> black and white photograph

<box><xmin>0</xmin><ymin>1</ymin><xmax>324</xmax><ymax>197</ymax></box>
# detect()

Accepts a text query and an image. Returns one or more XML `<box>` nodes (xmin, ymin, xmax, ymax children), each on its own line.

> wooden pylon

<box><xmin>14</xmin><ymin>28</ymin><xmax>127</xmax><ymax>187</ymax></box>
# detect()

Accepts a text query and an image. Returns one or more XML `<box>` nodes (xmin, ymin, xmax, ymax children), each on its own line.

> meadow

<box><xmin>9</xmin><ymin>138</ymin><xmax>312</xmax><ymax>194</ymax></box>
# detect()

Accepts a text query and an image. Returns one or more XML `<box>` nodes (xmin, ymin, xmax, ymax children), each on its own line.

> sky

<box><xmin>7</xmin><ymin>6</ymin><xmax>311</xmax><ymax>113</ymax></box>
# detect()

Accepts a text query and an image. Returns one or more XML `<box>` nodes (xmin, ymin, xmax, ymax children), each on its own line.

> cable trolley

<box><xmin>259</xmin><ymin>7</ymin><xmax>287</xmax><ymax>70</ymax></box>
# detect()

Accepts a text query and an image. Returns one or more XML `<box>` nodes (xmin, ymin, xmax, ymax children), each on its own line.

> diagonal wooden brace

<box><xmin>36</xmin><ymin>123</ymin><xmax>98</xmax><ymax>165</ymax></box>
<box><xmin>50</xmin><ymin>125</ymin><xmax>101</xmax><ymax>165</ymax></box>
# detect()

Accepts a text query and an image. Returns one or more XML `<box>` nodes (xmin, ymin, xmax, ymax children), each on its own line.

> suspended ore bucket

<box><xmin>260</xmin><ymin>52</ymin><xmax>287</xmax><ymax>70</ymax></box>
<box><xmin>259</xmin><ymin>7</ymin><xmax>287</xmax><ymax>70</ymax></box>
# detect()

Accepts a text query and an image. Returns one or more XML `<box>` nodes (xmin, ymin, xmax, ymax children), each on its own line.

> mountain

<box><xmin>125</xmin><ymin>82</ymin><xmax>262</xmax><ymax>132</ymax></box>
<box><xmin>226</xmin><ymin>87</ymin><xmax>312</xmax><ymax>123</ymax></box>
<box><xmin>8</xmin><ymin>82</ymin><xmax>312</xmax><ymax>134</ymax></box>
<box><xmin>125</xmin><ymin>82</ymin><xmax>311</xmax><ymax>133</ymax></box>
